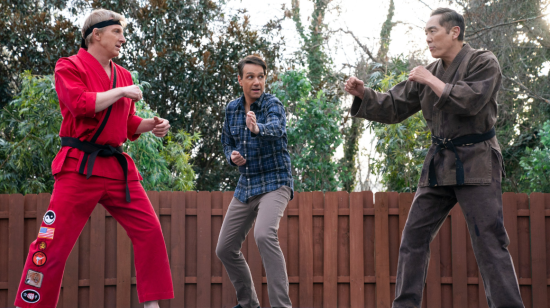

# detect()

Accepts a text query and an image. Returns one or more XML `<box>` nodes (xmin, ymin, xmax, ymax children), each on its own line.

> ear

<box><xmin>92</xmin><ymin>28</ymin><xmax>101</xmax><ymax>43</ymax></box>
<box><xmin>451</xmin><ymin>25</ymin><xmax>461</xmax><ymax>40</ymax></box>
<box><xmin>237</xmin><ymin>74</ymin><xmax>243</xmax><ymax>87</ymax></box>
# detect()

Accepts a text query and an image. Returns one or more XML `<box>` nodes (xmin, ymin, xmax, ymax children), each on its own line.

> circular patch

<box><xmin>43</xmin><ymin>210</ymin><xmax>56</xmax><ymax>225</ymax></box>
<box><xmin>21</xmin><ymin>289</ymin><xmax>40</xmax><ymax>303</ymax></box>
<box><xmin>32</xmin><ymin>251</ymin><xmax>47</xmax><ymax>267</ymax></box>
<box><xmin>39</xmin><ymin>241</ymin><xmax>47</xmax><ymax>250</ymax></box>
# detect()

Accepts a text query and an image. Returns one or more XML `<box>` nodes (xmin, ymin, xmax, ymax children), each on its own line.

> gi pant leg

<box><xmin>14</xmin><ymin>172</ymin><xmax>173</xmax><ymax>308</ymax></box>
<box><xmin>393</xmin><ymin>152</ymin><xmax>523</xmax><ymax>308</ymax></box>
<box><xmin>216</xmin><ymin>186</ymin><xmax>292</xmax><ymax>308</ymax></box>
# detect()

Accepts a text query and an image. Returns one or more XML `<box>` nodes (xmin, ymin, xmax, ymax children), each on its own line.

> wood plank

<box><xmin>63</xmin><ymin>238</ymin><xmax>79</xmax><ymax>307</ymax></box>
<box><xmin>398</xmin><ymin>193</ymin><xmax>414</xmax><ymax>245</ymax></box>
<box><xmin>323</xmin><ymin>192</ymin><xmax>338</xmax><ymax>308</ymax></box>
<box><xmin>148</xmin><ymin>191</ymin><xmax>160</xmax><ymax>218</ymax></box>
<box><xmin>374</xmin><ymin>192</ymin><xmax>391</xmax><ymax>308</ymax></box>
<box><xmin>529</xmin><ymin>193</ymin><xmax>548</xmax><ymax>307</ymax></box>
<box><xmin>349</xmin><ymin>192</ymin><xmax>364</xmax><ymax>308</ymax></box>
<box><xmin>478</xmin><ymin>265</ymin><xmax>489</xmax><ymax>308</ymax></box>
<box><xmin>8</xmin><ymin>194</ymin><xmax>24</xmax><ymax>307</ymax></box>
<box><xmin>197</xmin><ymin>192</ymin><xmax>211</xmax><ymax>308</ymax></box>
<box><xmin>299</xmin><ymin>192</ymin><xmax>313</xmax><ymax>308</ymax></box>
<box><xmin>502</xmin><ymin>193</ymin><xmax>519</xmax><ymax>274</ymax></box>
<box><xmin>451</xmin><ymin>205</ymin><xmax>468</xmax><ymax>307</ymax></box>
<box><xmin>116</xmin><ymin>219</ymin><xmax>132</xmax><ymax>308</ymax></box>
<box><xmin>171</xmin><ymin>191</ymin><xmax>186</xmax><ymax>307</ymax></box>
<box><xmin>221</xmin><ymin>192</ymin><xmax>237</xmax><ymax>307</ymax></box>
<box><xmin>426</xmin><ymin>232</ymin><xmax>442</xmax><ymax>308</ymax></box>
<box><xmin>90</xmin><ymin>205</ymin><xmax>106</xmax><ymax>308</ymax></box>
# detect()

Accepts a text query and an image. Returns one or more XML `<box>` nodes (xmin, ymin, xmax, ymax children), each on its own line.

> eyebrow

<box><xmin>425</xmin><ymin>26</ymin><xmax>437</xmax><ymax>31</ymax></box>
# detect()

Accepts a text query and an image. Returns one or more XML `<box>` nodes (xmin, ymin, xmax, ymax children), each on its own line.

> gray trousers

<box><xmin>393</xmin><ymin>151</ymin><xmax>524</xmax><ymax>308</ymax></box>
<box><xmin>216</xmin><ymin>186</ymin><xmax>292</xmax><ymax>308</ymax></box>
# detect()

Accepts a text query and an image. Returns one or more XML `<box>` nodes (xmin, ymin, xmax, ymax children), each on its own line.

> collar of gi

<box><xmin>81</xmin><ymin>20</ymin><xmax>122</xmax><ymax>48</ymax></box>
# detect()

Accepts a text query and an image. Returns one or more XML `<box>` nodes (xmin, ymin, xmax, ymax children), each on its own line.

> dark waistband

<box><xmin>428</xmin><ymin>128</ymin><xmax>495</xmax><ymax>187</ymax></box>
<box><xmin>61</xmin><ymin>137</ymin><xmax>130</xmax><ymax>202</ymax></box>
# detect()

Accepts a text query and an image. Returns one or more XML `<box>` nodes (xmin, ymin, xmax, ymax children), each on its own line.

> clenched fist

<box><xmin>344</xmin><ymin>77</ymin><xmax>365</xmax><ymax>98</ymax></box>
<box><xmin>408</xmin><ymin>66</ymin><xmax>434</xmax><ymax>85</ymax></box>
<box><xmin>231</xmin><ymin>151</ymin><xmax>246</xmax><ymax>166</ymax></box>
<box><xmin>122</xmin><ymin>85</ymin><xmax>143</xmax><ymax>101</ymax></box>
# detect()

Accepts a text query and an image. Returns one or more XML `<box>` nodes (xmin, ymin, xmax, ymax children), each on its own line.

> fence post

<box><xmin>350</xmin><ymin>192</ymin><xmax>364</xmax><ymax>308</ymax></box>
<box><xmin>197</xmin><ymin>192</ymin><xmax>212</xmax><ymax>307</ymax></box>
<box><xmin>530</xmin><ymin>193</ymin><xmax>548</xmax><ymax>307</ymax></box>
<box><xmin>375</xmin><ymin>192</ymin><xmax>391</xmax><ymax>308</ymax></box>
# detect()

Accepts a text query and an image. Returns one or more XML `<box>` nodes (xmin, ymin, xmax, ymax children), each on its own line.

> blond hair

<box><xmin>82</xmin><ymin>9</ymin><xmax>127</xmax><ymax>47</ymax></box>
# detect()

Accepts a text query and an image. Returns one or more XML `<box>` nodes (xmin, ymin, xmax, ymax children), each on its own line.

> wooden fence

<box><xmin>0</xmin><ymin>191</ymin><xmax>549</xmax><ymax>308</ymax></box>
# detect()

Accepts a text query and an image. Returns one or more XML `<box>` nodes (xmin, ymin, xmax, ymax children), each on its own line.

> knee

<box><xmin>254</xmin><ymin>227</ymin><xmax>275</xmax><ymax>248</ymax></box>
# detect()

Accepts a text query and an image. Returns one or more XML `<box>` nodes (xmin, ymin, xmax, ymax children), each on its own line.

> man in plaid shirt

<box><xmin>216</xmin><ymin>55</ymin><xmax>293</xmax><ymax>308</ymax></box>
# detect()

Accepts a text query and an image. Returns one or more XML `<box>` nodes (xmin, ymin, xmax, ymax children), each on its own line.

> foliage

<box><xmin>272</xmin><ymin>70</ymin><xmax>343</xmax><ymax>192</ymax></box>
<box><xmin>0</xmin><ymin>71</ymin><xmax>198</xmax><ymax>194</ymax></box>
<box><xmin>520</xmin><ymin>121</ymin><xmax>550</xmax><ymax>193</ymax></box>
<box><xmin>367</xmin><ymin>57</ymin><xmax>431</xmax><ymax>192</ymax></box>
<box><xmin>457</xmin><ymin>0</ymin><xmax>550</xmax><ymax>192</ymax></box>
<box><xmin>0</xmin><ymin>0</ymin><xmax>286</xmax><ymax>192</ymax></box>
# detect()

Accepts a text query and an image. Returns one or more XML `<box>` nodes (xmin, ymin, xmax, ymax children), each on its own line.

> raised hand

<box><xmin>151</xmin><ymin>116</ymin><xmax>170</xmax><ymax>137</ymax></box>
<box><xmin>231</xmin><ymin>150</ymin><xmax>246</xmax><ymax>166</ymax></box>
<box><xmin>344</xmin><ymin>76</ymin><xmax>365</xmax><ymax>98</ymax></box>
<box><xmin>408</xmin><ymin>66</ymin><xmax>434</xmax><ymax>85</ymax></box>
<box><xmin>122</xmin><ymin>85</ymin><xmax>143</xmax><ymax>101</ymax></box>
<box><xmin>246</xmin><ymin>111</ymin><xmax>260</xmax><ymax>134</ymax></box>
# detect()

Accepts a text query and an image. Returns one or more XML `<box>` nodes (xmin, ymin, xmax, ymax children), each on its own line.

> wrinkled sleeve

<box><xmin>221</xmin><ymin>107</ymin><xmax>237</xmax><ymax>166</ymax></box>
<box><xmin>351</xmin><ymin>79</ymin><xmax>421</xmax><ymax>124</ymax></box>
<box><xmin>127</xmin><ymin>100</ymin><xmax>143</xmax><ymax>141</ymax></box>
<box><xmin>434</xmin><ymin>56</ymin><xmax>501</xmax><ymax>116</ymax></box>
<box><xmin>252</xmin><ymin>98</ymin><xmax>286</xmax><ymax>140</ymax></box>
<box><xmin>54</xmin><ymin>59</ymin><xmax>97</xmax><ymax>119</ymax></box>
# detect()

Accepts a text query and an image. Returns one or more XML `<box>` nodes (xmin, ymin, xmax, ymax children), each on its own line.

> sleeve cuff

<box><xmin>85</xmin><ymin>92</ymin><xmax>97</xmax><ymax>118</ymax></box>
<box><xmin>350</xmin><ymin>96</ymin><xmax>363</xmax><ymax>117</ymax></box>
<box><xmin>127</xmin><ymin>115</ymin><xmax>144</xmax><ymax>141</ymax></box>
<box><xmin>251</xmin><ymin>123</ymin><xmax>265</xmax><ymax>138</ymax></box>
<box><xmin>434</xmin><ymin>83</ymin><xmax>453</xmax><ymax>110</ymax></box>
<box><xmin>226</xmin><ymin>150</ymin><xmax>237</xmax><ymax>166</ymax></box>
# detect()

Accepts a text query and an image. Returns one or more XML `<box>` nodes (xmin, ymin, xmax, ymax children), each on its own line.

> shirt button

<box><xmin>244</xmin><ymin>141</ymin><xmax>246</xmax><ymax>144</ymax></box>
<box><xmin>245</xmin><ymin>127</ymin><xmax>247</xmax><ymax>130</ymax></box>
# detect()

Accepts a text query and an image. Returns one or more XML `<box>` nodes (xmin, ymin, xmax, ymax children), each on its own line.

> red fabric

<box><xmin>53</xmin><ymin>48</ymin><xmax>143</xmax><ymax>180</ymax></box>
<box><xmin>14</xmin><ymin>172</ymin><xmax>174</xmax><ymax>308</ymax></box>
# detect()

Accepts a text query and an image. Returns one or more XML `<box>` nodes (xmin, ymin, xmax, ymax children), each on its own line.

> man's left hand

<box><xmin>152</xmin><ymin>116</ymin><xmax>170</xmax><ymax>137</ymax></box>
<box><xmin>246</xmin><ymin>111</ymin><xmax>260</xmax><ymax>134</ymax></box>
<box><xmin>408</xmin><ymin>66</ymin><xmax>435</xmax><ymax>85</ymax></box>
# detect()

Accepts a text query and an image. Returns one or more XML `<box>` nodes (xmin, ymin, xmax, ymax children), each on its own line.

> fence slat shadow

<box><xmin>0</xmin><ymin>191</ymin><xmax>548</xmax><ymax>308</ymax></box>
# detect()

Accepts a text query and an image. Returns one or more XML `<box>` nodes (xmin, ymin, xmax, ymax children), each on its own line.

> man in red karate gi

<box><xmin>15</xmin><ymin>9</ymin><xmax>174</xmax><ymax>308</ymax></box>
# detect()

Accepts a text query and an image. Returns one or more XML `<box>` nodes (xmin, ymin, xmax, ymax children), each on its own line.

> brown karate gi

<box><xmin>351</xmin><ymin>44</ymin><xmax>524</xmax><ymax>308</ymax></box>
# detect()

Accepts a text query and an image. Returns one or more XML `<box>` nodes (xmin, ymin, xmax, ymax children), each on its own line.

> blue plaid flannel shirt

<box><xmin>221</xmin><ymin>93</ymin><xmax>294</xmax><ymax>203</ymax></box>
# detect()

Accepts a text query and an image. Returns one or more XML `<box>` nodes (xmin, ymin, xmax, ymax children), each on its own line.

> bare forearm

<box><xmin>135</xmin><ymin>118</ymin><xmax>155</xmax><ymax>134</ymax></box>
<box><xmin>427</xmin><ymin>76</ymin><xmax>446</xmax><ymax>97</ymax></box>
<box><xmin>95</xmin><ymin>88</ymin><xmax>125</xmax><ymax>112</ymax></box>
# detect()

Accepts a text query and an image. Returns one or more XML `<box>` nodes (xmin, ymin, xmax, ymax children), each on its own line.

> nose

<box><xmin>120</xmin><ymin>34</ymin><xmax>126</xmax><ymax>44</ymax></box>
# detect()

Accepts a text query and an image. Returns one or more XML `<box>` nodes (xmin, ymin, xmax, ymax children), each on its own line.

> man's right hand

<box><xmin>345</xmin><ymin>76</ymin><xmax>365</xmax><ymax>98</ymax></box>
<box><xmin>231</xmin><ymin>151</ymin><xmax>246</xmax><ymax>166</ymax></box>
<box><xmin>121</xmin><ymin>85</ymin><xmax>143</xmax><ymax>101</ymax></box>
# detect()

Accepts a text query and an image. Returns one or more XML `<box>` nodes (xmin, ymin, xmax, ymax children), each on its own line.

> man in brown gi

<box><xmin>345</xmin><ymin>8</ymin><xmax>524</xmax><ymax>308</ymax></box>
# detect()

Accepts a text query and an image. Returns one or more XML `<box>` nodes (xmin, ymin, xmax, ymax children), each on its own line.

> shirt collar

<box><xmin>239</xmin><ymin>92</ymin><xmax>265</xmax><ymax>109</ymax></box>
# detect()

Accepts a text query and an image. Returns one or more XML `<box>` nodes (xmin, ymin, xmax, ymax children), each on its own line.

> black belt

<box><xmin>61</xmin><ymin>137</ymin><xmax>130</xmax><ymax>202</ymax></box>
<box><xmin>428</xmin><ymin>127</ymin><xmax>496</xmax><ymax>187</ymax></box>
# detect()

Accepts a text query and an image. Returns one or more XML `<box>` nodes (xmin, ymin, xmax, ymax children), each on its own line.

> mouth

<box><xmin>115</xmin><ymin>45</ymin><xmax>122</xmax><ymax>50</ymax></box>
<box><xmin>251</xmin><ymin>89</ymin><xmax>261</xmax><ymax>93</ymax></box>
<box><xmin>429</xmin><ymin>46</ymin><xmax>435</xmax><ymax>51</ymax></box>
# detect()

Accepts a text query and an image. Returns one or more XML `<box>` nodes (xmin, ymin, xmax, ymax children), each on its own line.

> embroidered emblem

<box><xmin>38</xmin><ymin>227</ymin><xmax>54</xmax><ymax>239</ymax></box>
<box><xmin>38</xmin><ymin>241</ymin><xmax>47</xmax><ymax>250</ymax></box>
<box><xmin>21</xmin><ymin>289</ymin><xmax>40</xmax><ymax>303</ymax></box>
<box><xmin>25</xmin><ymin>269</ymin><xmax>44</xmax><ymax>288</ymax></box>
<box><xmin>32</xmin><ymin>251</ymin><xmax>47</xmax><ymax>267</ymax></box>
<box><xmin>43</xmin><ymin>210</ymin><xmax>56</xmax><ymax>225</ymax></box>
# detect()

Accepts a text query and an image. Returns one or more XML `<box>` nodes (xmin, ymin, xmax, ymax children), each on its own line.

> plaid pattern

<box><xmin>221</xmin><ymin>93</ymin><xmax>294</xmax><ymax>203</ymax></box>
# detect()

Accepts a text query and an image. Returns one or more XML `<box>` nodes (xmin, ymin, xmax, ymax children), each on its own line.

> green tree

<box><xmin>520</xmin><ymin>120</ymin><xmax>550</xmax><ymax>193</ymax></box>
<box><xmin>272</xmin><ymin>70</ymin><xmax>343</xmax><ymax>192</ymax></box>
<box><xmin>0</xmin><ymin>71</ymin><xmax>198</xmax><ymax>194</ymax></box>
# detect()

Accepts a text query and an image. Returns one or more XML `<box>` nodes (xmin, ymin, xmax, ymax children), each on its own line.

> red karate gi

<box><xmin>14</xmin><ymin>48</ymin><xmax>174</xmax><ymax>308</ymax></box>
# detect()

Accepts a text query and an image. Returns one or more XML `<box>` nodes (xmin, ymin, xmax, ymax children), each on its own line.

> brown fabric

<box><xmin>351</xmin><ymin>44</ymin><xmax>504</xmax><ymax>187</ymax></box>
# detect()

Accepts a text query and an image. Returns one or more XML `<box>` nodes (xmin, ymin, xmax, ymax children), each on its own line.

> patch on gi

<box><xmin>25</xmin><ymin>269</ymin><xmax>44</xmax><ymax>288</ymax></box>
<box><xmin>38</xmin><ymin>241</ymin><xmax>47</xmax><ymax>250</ymax></box>
<box><xmin>21</xmin><ymin>289</ymin><xmax>40</xmax><ymax>303</ymax></box>
<box><xmin>32</xmin><ymin>251</ymin><xmax>47</xmax><ymax>267</ymax></box>
<box><xmin>38</xmin><ymin>227</ymin><xmax>54</xmax><ymax>239</ymax></box>
<box><xmin>43</xmin><ymin>210</ymin><xmax>56</xmax><ymax>225</ymax></box>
